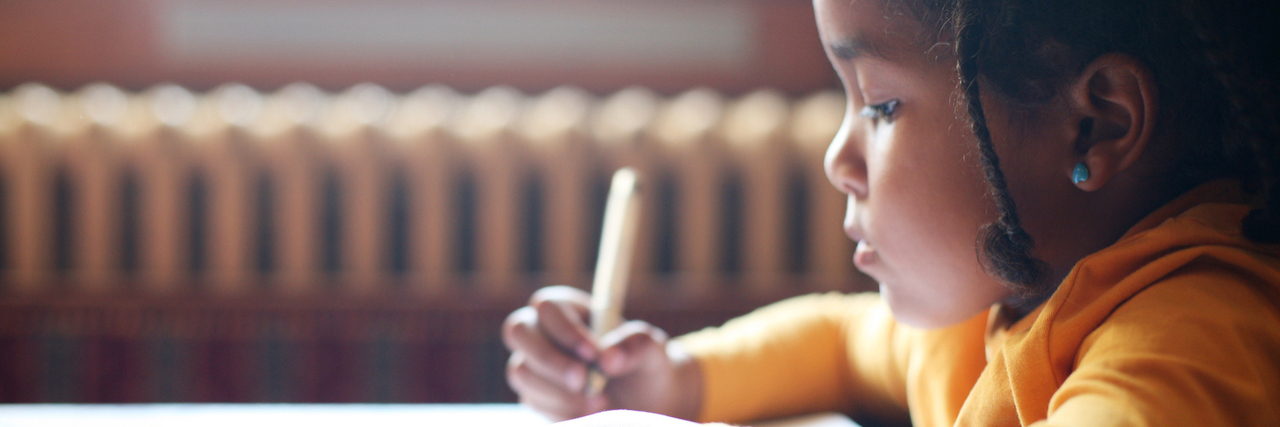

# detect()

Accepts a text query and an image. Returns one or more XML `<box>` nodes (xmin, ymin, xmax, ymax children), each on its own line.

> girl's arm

<box><xmin>676</xmin><ymin>292</ymin><xmax>913</xmax><ymax>425</ymax></box>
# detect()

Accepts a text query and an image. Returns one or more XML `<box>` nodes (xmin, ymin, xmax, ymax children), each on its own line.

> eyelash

<box><xmin>859</xmin><ymin>99</ymin><xmax>901</xmax><ymax>123</ymax></box>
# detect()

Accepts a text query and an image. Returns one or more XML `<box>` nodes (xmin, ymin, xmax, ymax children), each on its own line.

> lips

<box><xmin>844</xmin><ymin>222</ymin><xmax>877</xmax><ymax>269</ymax></box>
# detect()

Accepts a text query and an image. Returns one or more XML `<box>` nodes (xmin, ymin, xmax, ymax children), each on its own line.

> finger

<box><xmin>509</xmin><ymin>353</ymin><xmax>605</xmax><ymax>422</ymax></box>
<box><xmin>597</xmin><ymin>320</ymin><xmax>669</xmax><ymax>377</ymax></box>
<box><xmin>534</xmin><ymin>298</ymin><xmax>599</xmax><ymax>361</ymax></box>
<box><xmin>510</xmin><ymin>354</ymin><xmax>577</xmax><ymax>421</ymax></box>
<box><xmin>530</xmin><ymin>285</ymin><xmax>592</xmax><ymax>321</ymax></box>
<box><xmin>505</xmin><ymin>308</ymin><xmax>591</xmax><ymax>391</ymax></box>
<box><xmin>502</xmin><ymin>306</ymin><xmax>536</xmax><ymax>351</ymax></box>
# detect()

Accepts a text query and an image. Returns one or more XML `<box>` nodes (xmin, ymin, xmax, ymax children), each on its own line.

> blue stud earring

<box><xmin>1072</xmin><ymin>162</ymin><xmax>1090</xmax><ymax>184</ymax></box>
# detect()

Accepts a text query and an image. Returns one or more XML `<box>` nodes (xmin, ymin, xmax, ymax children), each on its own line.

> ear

<box><xmin>1066</xmin><ymin>53</ymin><xmax>1159</xmax><ymax>192</ymax></box>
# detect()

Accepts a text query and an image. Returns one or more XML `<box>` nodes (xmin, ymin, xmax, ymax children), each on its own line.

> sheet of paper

<box><xmin>0</xmin><ymin>404</ymin><xmax>547</xmax><ymax>427</ymax></box>
<box><xmin>0</xmin><ymin>404</ymin><xmax>858</xmax><ymax>427</ymax></box>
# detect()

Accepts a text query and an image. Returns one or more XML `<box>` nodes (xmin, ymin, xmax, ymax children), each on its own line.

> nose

<box><xmin>823</xmin><ymin>113</ymin><xmax>869</xmax><ymax>198</ymax></box>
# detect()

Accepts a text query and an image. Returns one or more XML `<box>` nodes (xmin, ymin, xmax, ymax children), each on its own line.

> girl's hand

<box><xmin>502</xmin><ymin>286</ymin><xmax>703</xmax><ymax>422</ymax></box>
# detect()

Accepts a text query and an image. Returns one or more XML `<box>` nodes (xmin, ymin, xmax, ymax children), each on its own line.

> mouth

<box><xmin>844</xmin><ymin>222</ymin><xmax>877</xmax><ymax>269</ymax></box>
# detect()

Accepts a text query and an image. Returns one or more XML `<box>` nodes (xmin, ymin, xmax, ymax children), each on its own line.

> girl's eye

<box><xmin>859</xmin><ymin>99</ymin><xmax>901</xmax><ymax>123</ymax></box>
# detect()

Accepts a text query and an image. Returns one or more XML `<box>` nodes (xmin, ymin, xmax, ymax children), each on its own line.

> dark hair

<box><xmin>895</xmin><ymin>0</ymin><xmax>1280</xmax><ymax>296</ymax></box>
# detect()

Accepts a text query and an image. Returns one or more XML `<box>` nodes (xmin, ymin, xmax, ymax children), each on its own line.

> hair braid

<box><xmin>954</xmin><ymin>0</ymin><xmax>1049</xmax><ymax>295</ymax></box>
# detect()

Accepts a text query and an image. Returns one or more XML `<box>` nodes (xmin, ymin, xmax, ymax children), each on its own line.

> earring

<box><xmin>1072</xmin><ymin>162</ymin><xmax>1090</xmax><ymax>184</ymax></box>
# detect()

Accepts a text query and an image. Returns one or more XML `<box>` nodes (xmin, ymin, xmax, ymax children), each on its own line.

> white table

<box><xmin>0</xmin><ymin>404</ymin><xmax>858</xmax><ymax>427</ymax></box>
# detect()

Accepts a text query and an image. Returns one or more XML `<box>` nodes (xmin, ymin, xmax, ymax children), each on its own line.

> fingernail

<box><xmin>576</xmin><ymin>343</ymin><xmax>596</xmax><ymax>361</ymax></box>
<box><xmin>565</xmin><ymin>366</ymin><xmax>585</xmax><ymax>391</ymax></box>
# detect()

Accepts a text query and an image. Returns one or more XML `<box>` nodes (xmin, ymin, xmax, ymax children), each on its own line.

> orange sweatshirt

<box><xmin>677</xmin><ymin>181</ymin><xmax>1280</xmax><ymax>426</ymax></box>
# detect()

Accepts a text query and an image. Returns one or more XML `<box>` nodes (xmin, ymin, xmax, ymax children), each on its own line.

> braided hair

<box><xmin>891</xmin><ymin>0</ymin><xmax>1280</xmax><ymax>297</ymax></box>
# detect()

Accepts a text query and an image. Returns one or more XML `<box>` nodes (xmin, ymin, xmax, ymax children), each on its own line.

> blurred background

<box><xmin>0</xmin><ymin>0</ymin><xmax>871</xmax><ymax>404</ymax></box>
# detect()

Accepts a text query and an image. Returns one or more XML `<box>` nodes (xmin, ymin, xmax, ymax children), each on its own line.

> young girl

<box><xmin>503</xmin><ymin>0</ymin><xmax>1280</xmax><ymax>425</ymax></box>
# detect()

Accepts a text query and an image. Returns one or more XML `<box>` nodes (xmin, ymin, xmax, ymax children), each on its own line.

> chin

<box><xmin>879</xmin><ymin>282</ymin><xmax>982</xmax><ymax>329</ymax></box>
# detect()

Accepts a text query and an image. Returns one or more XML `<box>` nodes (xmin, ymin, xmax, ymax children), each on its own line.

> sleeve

<box><xmin>1034</xmin><ymin>268</ymin><xmax>1280</xmax><ymax>427</ymax></box>
<box><xmin>674</xmin><ymin>292</ymin><xmax>913</xmax><ymax>424</ymax></box>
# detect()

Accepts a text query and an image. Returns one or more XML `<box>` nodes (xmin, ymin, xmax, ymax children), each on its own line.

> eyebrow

<box><xmin>828</xmin><ymin>34</ymin><xmax>892</xmax><ymax>61</ymax></box>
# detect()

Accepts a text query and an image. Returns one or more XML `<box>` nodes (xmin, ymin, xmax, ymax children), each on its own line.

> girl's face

<box><xmin>816</xmin><ymin>0</ymin><xmax>1013</xmax><ymax>327</ymax></box>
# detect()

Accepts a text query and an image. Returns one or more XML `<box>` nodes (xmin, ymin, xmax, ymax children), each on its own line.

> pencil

<box><xmin>586</xmin><ymin>167</ymin><xmax>643</xmax><ymax>396</ymax></box>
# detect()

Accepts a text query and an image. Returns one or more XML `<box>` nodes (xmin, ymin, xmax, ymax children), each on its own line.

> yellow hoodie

<box><xmin>678</xmin><ymin>181</ymin><xmax>1280</xmax><ymax>426</ymax></box>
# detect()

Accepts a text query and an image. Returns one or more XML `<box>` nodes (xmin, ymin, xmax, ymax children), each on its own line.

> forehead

<box><xmin>814</xmin><ymin>0</ymin><xmax>940</xmax><ymax>62</ymax></box>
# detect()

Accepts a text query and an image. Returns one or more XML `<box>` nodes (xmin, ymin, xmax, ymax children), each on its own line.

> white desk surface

<box><xmin>0</xmin><ymin>404</ymin><xmax>858</xmax><ymax>427</ymax></box>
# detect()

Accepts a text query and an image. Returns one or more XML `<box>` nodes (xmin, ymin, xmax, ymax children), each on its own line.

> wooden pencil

<box><xmin>586</xmin><ymin>167</ymin><xmax>642</xmax><ymax>396</ymax></box>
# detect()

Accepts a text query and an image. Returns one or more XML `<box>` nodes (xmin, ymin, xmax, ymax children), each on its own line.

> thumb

<box><xmin>596</xmin><ymin>320</ymin><xmax>669</xmax><ymax>377</ymax></box>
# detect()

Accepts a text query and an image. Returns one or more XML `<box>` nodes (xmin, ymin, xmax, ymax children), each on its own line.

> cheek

<box><xmin>870</xmin><ymin>117</ymin><xmax>991</xmax><ymax>260</ymax></box>
<box><xmin>864</xmin><ymin>113</ymin><xmax>1003</xmax><ymax>324</ymax></box>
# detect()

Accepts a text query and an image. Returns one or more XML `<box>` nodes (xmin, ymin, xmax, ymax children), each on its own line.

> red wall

<box><xmin>0</xmin><ymin>0</ymin><xmax>838</xmax><ymax>95</ymax></box>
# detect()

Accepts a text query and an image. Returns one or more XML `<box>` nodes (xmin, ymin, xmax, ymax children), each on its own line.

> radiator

<box><xmin>0</xmin><ymin>82</ymin><xmax>859</xmax><ymax>296</ymax></box>
<box><xmin>0</xmin><ymin>82</ymin><xmax>867</xmax><ymax>403</ymax></box>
